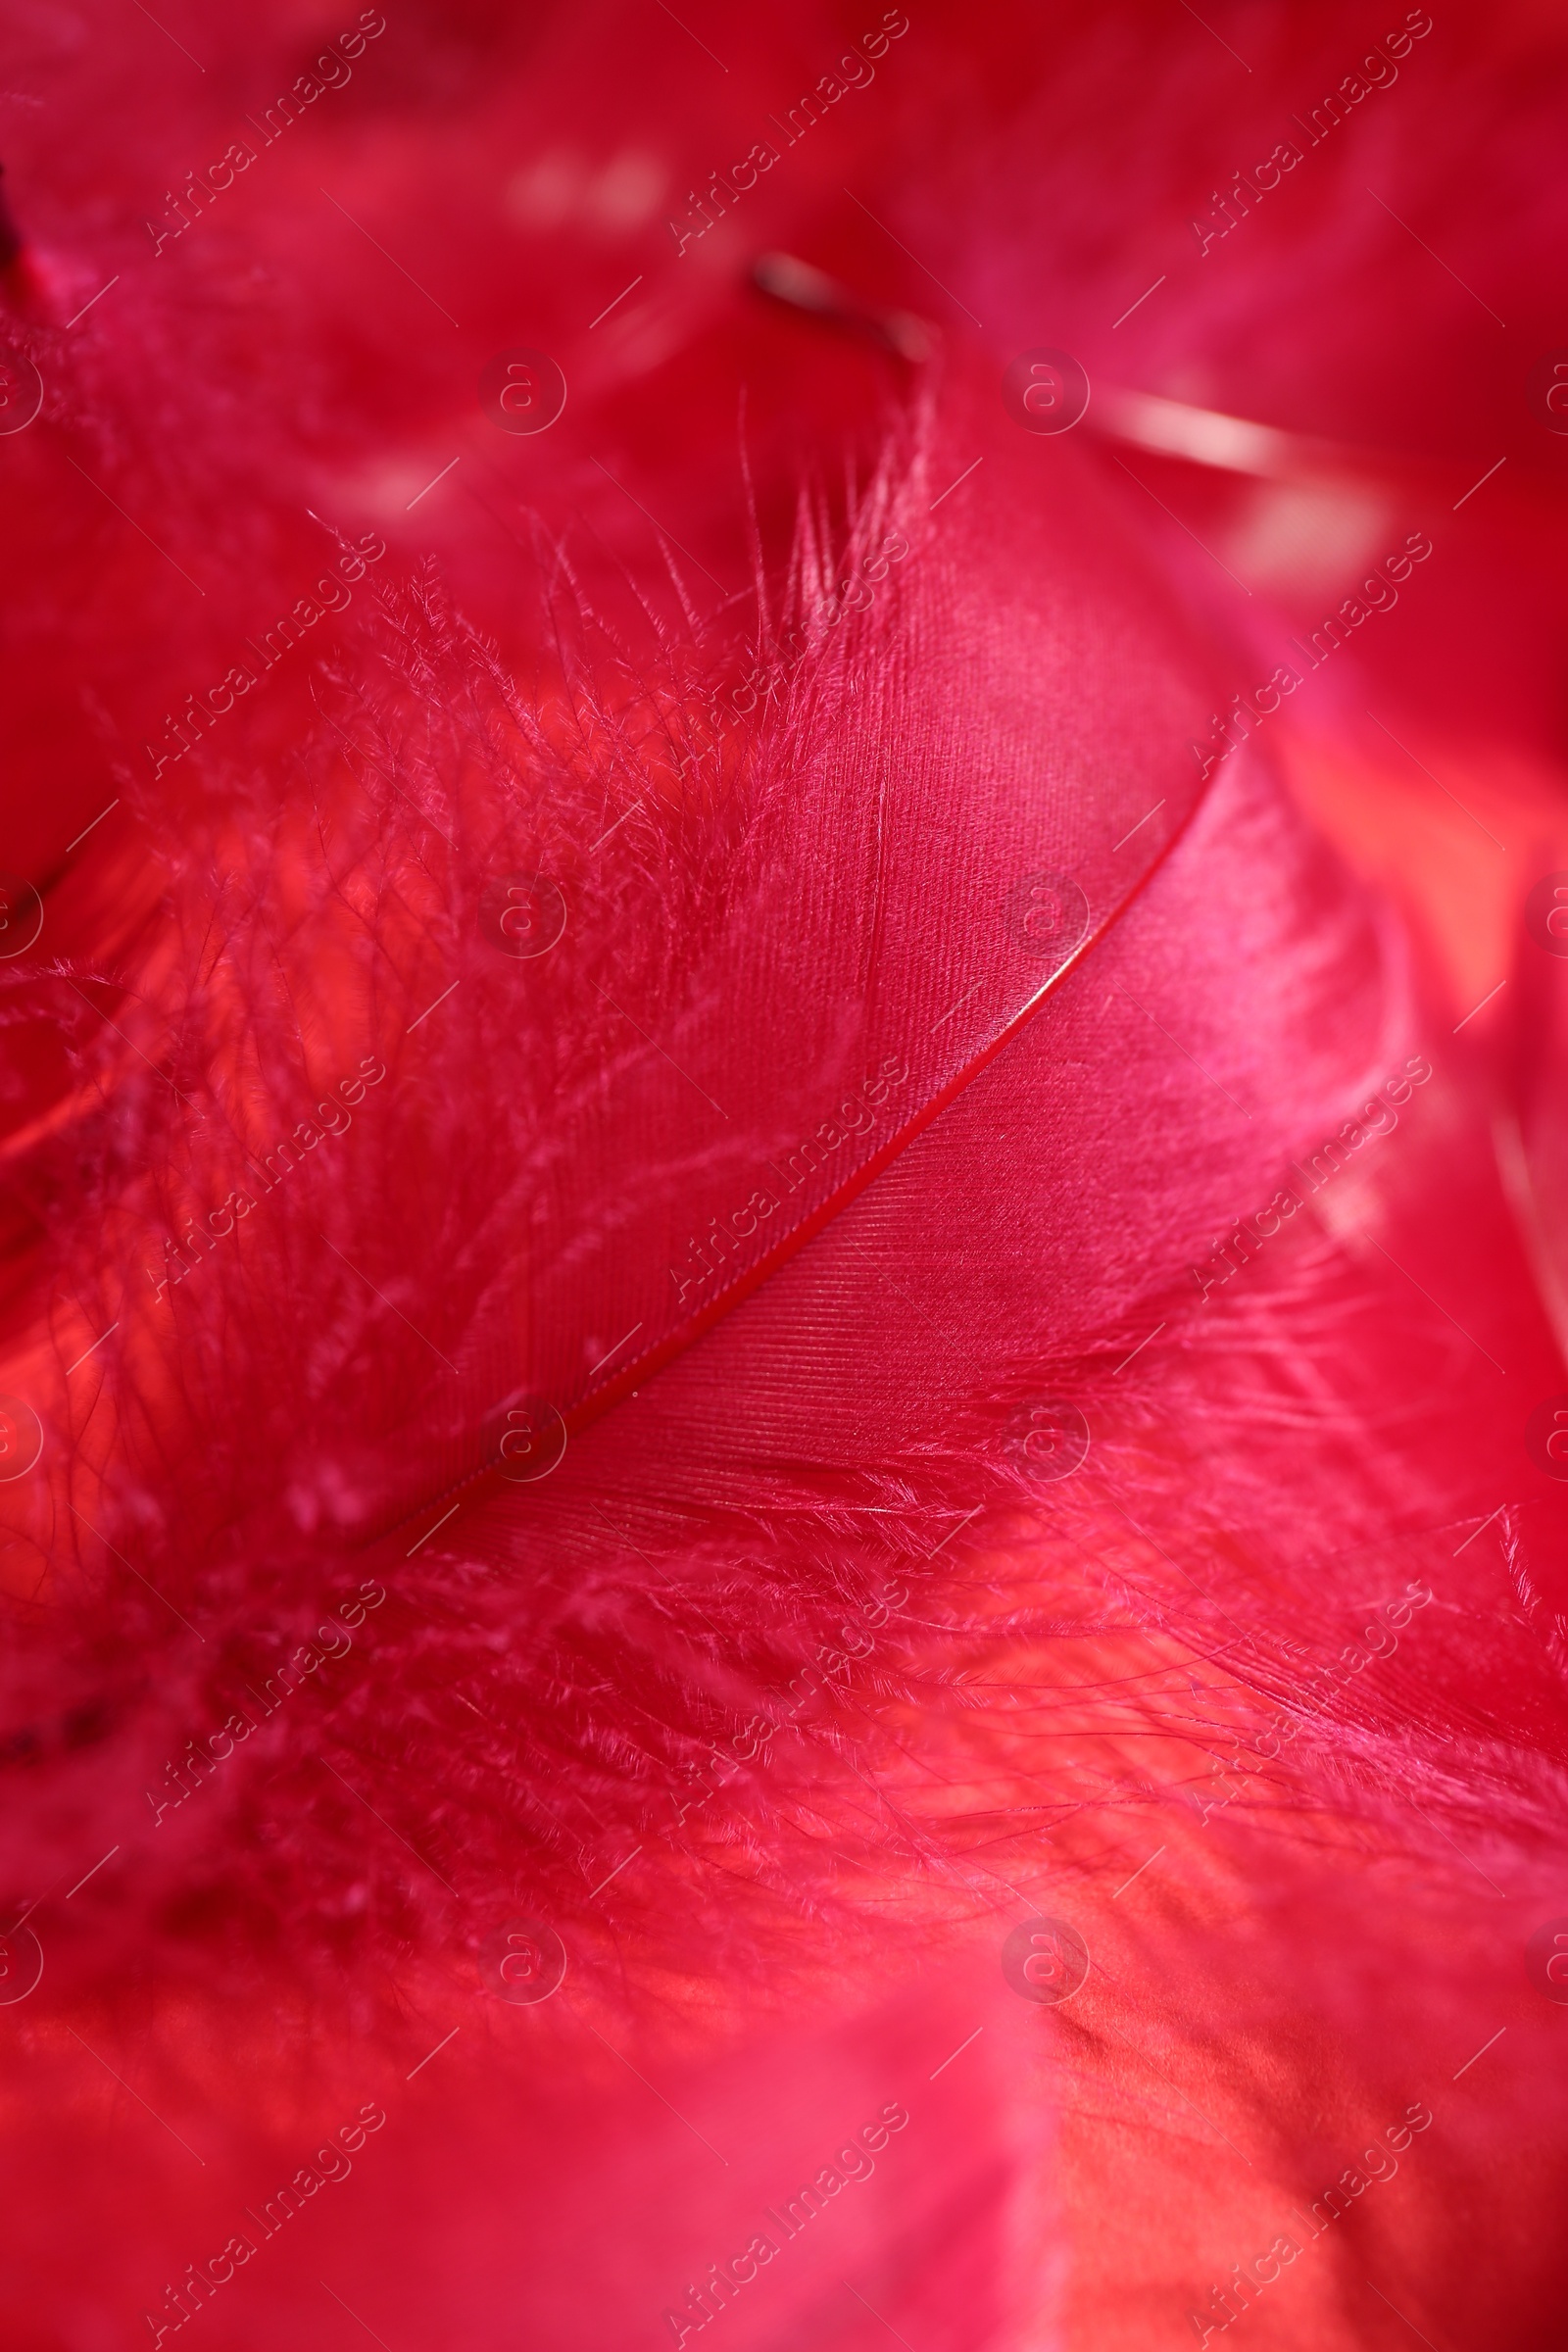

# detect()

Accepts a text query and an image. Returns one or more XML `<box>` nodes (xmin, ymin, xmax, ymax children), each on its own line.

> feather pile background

<box><xmin>1</xmin><ymin>2</ymin><xmax>1566</xmax><ymax>2345</ymax></box>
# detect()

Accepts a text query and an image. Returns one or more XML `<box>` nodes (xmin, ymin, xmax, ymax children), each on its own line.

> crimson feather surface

<box><xmin>1</xmin><ymin>5</ymin><xmax>1568</xmax><ymax>2351</ymax></box>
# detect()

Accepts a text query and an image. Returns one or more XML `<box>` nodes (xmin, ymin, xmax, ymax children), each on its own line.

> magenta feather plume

<box><xmin>1</xmin><ymin>4</ymin><xmax>1567</xmax><ymax>2349</ymax></box>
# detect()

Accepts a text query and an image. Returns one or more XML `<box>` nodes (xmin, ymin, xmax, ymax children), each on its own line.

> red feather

<box><xmin>2</xmin><ymin>4</ymin><xmax>1567</xmax><ymax>2349</ymax></box>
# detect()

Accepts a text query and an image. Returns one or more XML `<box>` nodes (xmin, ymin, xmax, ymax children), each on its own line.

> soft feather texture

<box><xmin>2</xmin><ymin>4</ymin><xmax>1568</xmax><ymax>2350</ymax></box>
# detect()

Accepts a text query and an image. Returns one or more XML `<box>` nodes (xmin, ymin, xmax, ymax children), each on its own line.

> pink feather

<box><xmin>1</xmin><ymin>4</ymin><xmax>1566</xmax><ymax>2348</ymax></box>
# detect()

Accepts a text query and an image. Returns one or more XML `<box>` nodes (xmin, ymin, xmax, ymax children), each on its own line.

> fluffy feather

<box><xmin>2</xmin><ymin>5</ymin><xmax>1567</xmax><ymax>2350</ymax></box>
